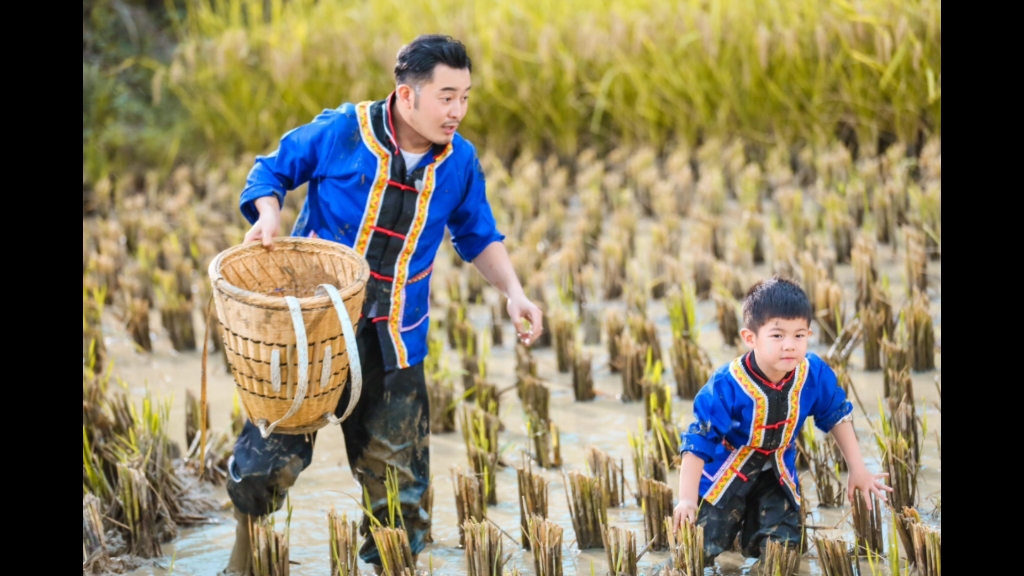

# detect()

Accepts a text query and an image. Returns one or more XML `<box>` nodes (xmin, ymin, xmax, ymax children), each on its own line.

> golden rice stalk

<box><xmin>904</xmin><ymin>289</ymin><xmax>935</xmax><ymax>372</ymax></box>
<box><xmin>618</xmin><ymin>331</ymin><xmax>646</xmax><ymax>402</ymax></box>
<box><xmin>712</xmin><ymin>260</ymin><xmax>746</xmax><ymax>300</ymax></box>
<box><xmin>851</xmin><ymin>235</ymin><xmax>877</xmax><ymax>311</ymax></box>
<box><xmin>881</xmin><ymin>338</ymin><xmax>910</xmax><ymax>399</ymax></box>
<box><xmin>116</xmin><ymin>463</ymin><xmax>163</xmax><ymax>558</ymax></box>
<box><xmin>603</xmin><ymin>526</ymin><xmax>638</xmax><ymax>576</ymax></box>
<box><xmin>83</xmin><ymin>493</ymin><xmax>108</xmax><ymax>566</ymax></box>
<box><xmin>693</xmin><ymin>251</ymin><xmax>715</xmax><ymax>299</ymax></box>
<box><xmin>813</xmin><ymin>536</ymin><xmax>856</xmax><ymax>576</ymax></box>
<box><xmin>606</xmin><ymin>308</ymin><xmax>625</xmax><ymax>374</ymax></box>
<box><xmin>526</xmin><ymin>515</ymin><xmax>563</xmax><ymax>576</ymax></box>
<box><xmin>515</xmin><ymin>342</ymin><xmax>538</xmax><ymax>388</ymax></box>
<box><xmin>887</xmin><ymin>385</ymin><xmax>920</xmax><ymax>467</ymax></box>
<box><xmin>638</xmin><ymin>477</ymin><xmax>673</xmax><ymax>551</ymax></box>
<box><xmin>527</xmin><ymin>410</ymin><xmax>562</xmax><ymax>469</ymax></box>
<box><xmin>251</xmin><ymin>514</ymin><xmax>291</xmax><ymax>576</ymax></box>
<box><xmin>627</xmin><ymin>312</ymin><xmax>662</xmax><ymax>367</ymax></box>
<box><xmin>521</xmin><ymin>377</ymin><xmax>551</xmax><ymax>423</ymax></box>
<box><xmin>563</xmin><ymin>470</ymin><xmax>608</xmax><ymax>549</ymax></box>
<box><xmin>814</xmin><ymin>278</ymin><xmax>844</xmax><ymax>346</ymax></box>
<box><xmin>185</xmin><ymin>389</ymin><xmax>208</xmax><ymax>450</ymax></box>
<box><xmin>581</xmin><ymin>300</ymin><xmax>602</xmax><ymax>345</ymax></box>
<box><xmin>572</xmin><ymin>351</ymin><xmax>596</xmax><ymax>402</ymax></box>
<box><xmin>453</xmin><ymin>468</ymin><xmax>487</xmax><ymax>548</ymax></box>
<box><xmin>875</xmin><ymin>402</ymin><xmax>918</xmax><ymax>511</ymax></box>
<box><xmin>803</xmin><ymin>427</ymin><xmax>844</xmax><ymax>508</ymax></box>
<box><xmin>551</xmin><ymin>306</ymin><xmax>577</xmax><ymax>374</ymax></box>
<box><xmin>903</xmin><ymin>227</ymin><xmax>928</xmax><ymax>296</ymax></box>
<box><xmin>909</xmin><ymin>519</ymin><xmax>941</xmax><ymax>576</ymax></box>
<box><xmin>585</xmin><ymin>446</ymin><xmax>626</xmax><ymax>508</ymax></box>
<box><xmin>872</xmin><ymin>180</ymin><xmax>897</xmax><ymax>245</ymax></box>
<box><xmin>370</xmin><ymin>526</ymin><xmax>415</xmax><ymax>576</ymax></box>
<box><xmin>427</xmin><ymin>377</ymin><xmax>457</xmax><ymax>434</ymax></box>
<box><xmin>125</xmin><ymin>294</ymin><xmax>153</xmax><ymax>352</ymax></box>
<box><xmin>852</xmin><ymin>489</ymin><xmax>884</xmax><ymax>555</ymax></box>
<box><xmin>666</xmin><ymin>517</ymin><xmax>704</xmax><ymax>576</ymax></box>
<box><xmin>713</xmin><ymin>290</ymin><xmax>741</xmax><ymax>347</ymax></box>
<box><xmin>628</xmin><ymin>429</ymin><xmax>667</xmax><ymax>499</ymax></box>
<box><xmin>328</xmin><ymin>507</ymin><xmax>358</xmax><ymax>576</ymax></box>
<box><xmin>461</xmin><ymin>406</ymin><xmax>500</xmax><ymax>505</ymax></box>
<box><xmin>861</xmin><ymin>305</ymin><xmax>886</xmax><ymax>371</ymax></box>
<box><xmin>516</xmin><ymin>458</ymin><xmax>548</xmax><ymax>550</ymax></box>
<box><xmin>464</xmin><ymin>518</ymin><xmax>509</xmax><ymax>576</ymax></box>
<box><xmin>758</xmin><ymin>539</ymin><xmax>800</xmax><ymax>576</ymax></box>
<box><xmin>601</xmin><ymin>236</ymin><xmax>626</xmax><ymax>301</ymax></box>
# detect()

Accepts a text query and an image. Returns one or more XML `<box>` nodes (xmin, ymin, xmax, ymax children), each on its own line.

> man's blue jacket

<box><xmin>240</xmin><ymin>93</ymin><xmax>504</xmax><ymax>370</ymax></box>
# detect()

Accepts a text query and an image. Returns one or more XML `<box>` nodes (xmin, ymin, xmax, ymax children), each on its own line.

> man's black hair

<box><xmin>742</xmin><ymin>275</ymin><xmax>813</xmax><ymax>334</ymax></box>
<box><xmin>394</xmin><ymin>35</ymin><xmax>472</xmax><ymax>89</ymax></box>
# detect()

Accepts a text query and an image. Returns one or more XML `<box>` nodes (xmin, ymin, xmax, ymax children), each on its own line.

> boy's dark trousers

<box><xmin>225</xmin><ymin>316</ymin><xmax>431</xmax><ymax>567</ymax></box>
<box><xmin>697</xmin><ymin>467</ymin><xmax>803</xmax><ymax>560</ymax></box>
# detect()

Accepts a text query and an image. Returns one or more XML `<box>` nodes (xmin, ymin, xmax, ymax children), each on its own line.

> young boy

<box><xmin>673</xmin><ymin>276</ymin><xmax>892</xmax><ymax>562</ymax></box>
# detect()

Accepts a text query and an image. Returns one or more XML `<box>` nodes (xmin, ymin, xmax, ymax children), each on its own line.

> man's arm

<box><xmin>471</xmin><ymin>241</ymin><xmax>543</xmax><ymax>346</ymax></box>
<box><xmin>240</xmin><ymin>109</ymin><xmax>339</xmax><ymax>247</ymax></box>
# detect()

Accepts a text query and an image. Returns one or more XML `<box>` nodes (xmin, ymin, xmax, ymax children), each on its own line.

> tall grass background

<box><xmin>85</xmin><ymin>0</ymin><xmax>940</xmax><ymax>190</ymax></box>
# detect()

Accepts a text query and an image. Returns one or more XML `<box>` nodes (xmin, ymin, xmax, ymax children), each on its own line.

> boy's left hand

<box><xmin>847</xmin><ymin>465</ymin><xmax>894</xmax><ymax>510</ymax></box>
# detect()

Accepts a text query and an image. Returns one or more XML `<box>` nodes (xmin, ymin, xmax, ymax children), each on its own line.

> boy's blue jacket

<box><xmin>680</xmin><ymin>352</ymin><xmax>853</xmax><ymax>509</ymax></box>
<box><xmin>239</xmin><ymin>94</ymin><xmax>504</xmax><ymax>371</ymax></box>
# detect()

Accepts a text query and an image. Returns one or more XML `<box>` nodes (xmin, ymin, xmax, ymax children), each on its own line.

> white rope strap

<box><xmin>258</xmin><ymin>296</ymin><xmax>310</xmax><ymax>438</ymax></box>
<box><xmin>316</xmin><ymin>283</ymin><xmax>362</xmax><ymax>425</ymax></box>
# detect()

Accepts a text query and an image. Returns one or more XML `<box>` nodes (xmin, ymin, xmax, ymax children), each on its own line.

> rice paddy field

<box><xmin>84</xmin><ymin>1</ymin><xmax>940</xmax><ymax>575</ymax></box>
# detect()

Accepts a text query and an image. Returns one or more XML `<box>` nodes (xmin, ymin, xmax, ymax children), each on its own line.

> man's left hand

<box><xmin>507</xmin><ymin>294</ymin><xmax>543</xmax><ymax>346</ymax></box>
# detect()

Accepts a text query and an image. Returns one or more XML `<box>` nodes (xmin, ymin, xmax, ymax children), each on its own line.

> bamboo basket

<box><xmin>209</xmin><ymin>238</ymin><xmax>369</xmax><ymax>436</ymax></box>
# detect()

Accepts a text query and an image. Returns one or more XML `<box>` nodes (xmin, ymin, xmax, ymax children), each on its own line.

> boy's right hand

<box><xmin>673</xmin><ymin>498</ymin><xmax>699</xmax><ymax>528</ymax></box>
<box><xmin>244</xmin><ymin>196</ymin><xmax>281</xmax><ymax>249</ymax></box>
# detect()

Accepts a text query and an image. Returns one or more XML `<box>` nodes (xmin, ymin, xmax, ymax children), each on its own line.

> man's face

<box><xmin>398</xmin><ymin>64</ymin><xmax>471</xmax><ymax>146</ymax></box>
<box><xmin>741</xmin><ymin>317</ymin><xmax>811</xmax><ymax>377</ymax></box>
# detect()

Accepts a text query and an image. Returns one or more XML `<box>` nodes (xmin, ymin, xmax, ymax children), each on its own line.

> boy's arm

<box><xmin>673</xmin><ymin>452</ymin><xmax>705</xmax><ymax>527</ymax></box>
<box><xmin>809</xmin><ymin>357</ymin><xmax>894</xmax><ymax>510</ymax></box>
<box><xmin>829</xmin><ymin>420</ymin><xmax>893</xmax><ymax>510</ymax></box>
<box><xmin>673</xmin><ymin>377</ymin><xmax>733</xmax><ymax>527</ymax></box>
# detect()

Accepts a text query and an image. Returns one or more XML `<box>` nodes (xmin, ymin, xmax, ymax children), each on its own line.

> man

<box><xmin>222</xmin><ymin>35</ymin><xmax>543</xmax><ymax>575</ymax></box>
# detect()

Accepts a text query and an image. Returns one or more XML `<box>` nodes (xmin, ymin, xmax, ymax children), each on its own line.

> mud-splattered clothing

<box><xmin>679</xmin><ymin>352</ymin><xmax>852</xmax><ymax>512</ymax></box>
<box><xmin>226</xmin><ymin>316</ymin><xmax>431</xmax><ymax>566</ymax></box>
<box><xmin>696</xmin><ymin>467</ymin><xmax>802</xmax><ymax>559</ymax></box>
<box><xmin>239</xmin><ymin>92</ymin><xmax>504</xmax><ymax>371</ymax></box>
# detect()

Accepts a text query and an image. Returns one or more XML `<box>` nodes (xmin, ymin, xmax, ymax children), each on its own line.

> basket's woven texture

<box><xmin>208</xmin><ymin>238</ymin><xmax>369</xmax><ymax>434</ymax></box>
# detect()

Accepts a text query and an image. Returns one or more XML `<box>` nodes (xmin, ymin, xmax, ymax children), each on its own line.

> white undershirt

<box><xmin>401</xmin><ymin>149</ymin><xmax>428</xmax><ymax>171</ymax></box>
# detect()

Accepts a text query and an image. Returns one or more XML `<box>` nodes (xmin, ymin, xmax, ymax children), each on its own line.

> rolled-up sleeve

<box><xmin>810</xmin><ymin>359</ymin><xmax>854</xmax><ymax>433</ymax></box>
<box><xmin>239</xmin><ymin>109</ymin><xmax>338</xmax><ymax>225</ymax></box>
<box><xmin>446</xmin><ymin>147</ymin><xmax>505</xmax><ymax>262</ymax></box>
<box><xmin>680</xmin><ymin>376</ymin><xmax>734</xmax><ymax>463</ymax></box>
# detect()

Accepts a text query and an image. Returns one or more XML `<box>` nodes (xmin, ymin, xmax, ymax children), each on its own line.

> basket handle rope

<box><xmin>316</xmin><ymin>283</ymin><xmax>362</xmax><ymax>426</ymax></box>
<box><xmin>258</xmin><ymin>296</ymin><xmax>310</xmax><ymax>437</ymax></box>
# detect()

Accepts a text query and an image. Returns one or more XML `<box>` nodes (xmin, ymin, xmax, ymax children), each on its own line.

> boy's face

<box><xmin>740</xmin><ymin>317</ymin><xmax>811</xmax><ymax>378</ymax></box>
<box><xmin>397</xmin><ymin>64</ymin><xmax>471</xmax><ymax>146</ymax></box>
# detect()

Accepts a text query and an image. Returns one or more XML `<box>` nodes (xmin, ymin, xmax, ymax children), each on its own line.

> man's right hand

<box><xmin>244</xmin><ymin>196</ymin><xmax>282</xmax><ymax>249</ymax></box>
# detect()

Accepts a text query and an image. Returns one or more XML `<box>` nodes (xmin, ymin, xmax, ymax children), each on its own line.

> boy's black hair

<box><xmin>394</xmin><ymin>35</ymin><xmax>472</xmax><ymax>89</ymax></box>
<box><xmin>742</xmin><ymin>275</ymin><xmax>813</xmax><ymax>333</ymax></box>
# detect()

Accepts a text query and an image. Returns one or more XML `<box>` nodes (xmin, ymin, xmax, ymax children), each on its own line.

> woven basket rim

<box><xmin>208</xmin><ymin>237</ymin><xmax>370</xmax><ymax>310</ymax></box>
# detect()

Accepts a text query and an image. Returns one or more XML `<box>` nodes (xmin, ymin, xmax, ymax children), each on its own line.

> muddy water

<box><xmin>113</xmin><ymin>238</ymin><xmax>940</xmax><ymax>576</ymax></box>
